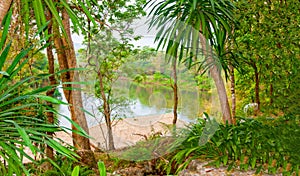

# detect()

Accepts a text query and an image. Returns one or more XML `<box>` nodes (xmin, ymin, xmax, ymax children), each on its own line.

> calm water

<box><xmin>58</xmin><ymin>78</ymin><xmax>221</xmax><ymax>128</ymax></box>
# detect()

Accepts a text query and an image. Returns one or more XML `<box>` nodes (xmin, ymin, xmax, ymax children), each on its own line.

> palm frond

<box><xmin>0</xmin><ymin>12</ymin><xmax>79</xmax><ymax>175</ymax></box>
<box><xmin>148</xmin><ymin>0</ymin><xmax>236</xmax><ymax>76</ymax></box>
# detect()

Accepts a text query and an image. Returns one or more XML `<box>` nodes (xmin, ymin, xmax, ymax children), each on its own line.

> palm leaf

<box><xmin>0</xmin><ymin>42</ymin><xmax>11</xmax><ymax>70</ymax></box>
<box><xmin>148</xmin><ymin>0</ymin><xmax>236</xmax><ymax>76</ymax></box>
<box><xmin>0</xmin><ymin>8</ymin><xmax>12</xmax><ymax>49</ymax></box>
<box><xmin>0</xmin><ymin>15</ymin><xmax>82</xmax><ymax>175</ymax></box>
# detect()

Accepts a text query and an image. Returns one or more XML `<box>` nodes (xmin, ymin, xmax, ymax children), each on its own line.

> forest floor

<box><xmin>89</xmin><ymin>114</ymin><xmax>284</xmax><ymax>175</ymax></box>
<box><xmin>24</xmin><ymin>115</ymin><xmax>284</xmax><ymax>175</ymax></box>
<box><xmin>94</xmin><ymin>151</ymin><xmax>282</xmax><ymax>176</ymax></box>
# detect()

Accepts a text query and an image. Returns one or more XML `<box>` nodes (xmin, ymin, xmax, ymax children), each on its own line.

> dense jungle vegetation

<box><xmin>0</xmin><ymin>0</ymin><xmax>299</xmax><ymax>175</ymax></box>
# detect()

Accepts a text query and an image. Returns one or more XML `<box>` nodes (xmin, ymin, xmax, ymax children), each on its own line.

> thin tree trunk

<box><xmin>199</xmin><ymin>34</ymin><xmax>232</xmax><ymax>124</ymax></box>
<box><xmin>0</xmin><ymin>0</ymin><xmax>12</xmax><ymax>24</ymax></box>
<box><xmin>172</xmin><ymin>57</ymin><xmax>178</xmax><ymax>125</ymax></box>
<box><xmin>53</xmin><ymin>24</ymin><xmax>71</xmax><ymax>99</ymax></box>
<box><xmin>270</xmin><ymin>83</ymin><xmax>273</xmax><ymax>105</ymax></box>
<box><xmin>270</xmin><ymin>72</ymin><xmax>273</xmax><ymax>106</ymax></box>
<box><xmin>253</xmin><ymin>63</ymin><xmax>260</xmax><ymax>112</ymax></box>
<box><xmin>60</xmin><ymin>5</ymin><xmax>96</xmax><ymax>165</ymax></box>
<box><xmin>229</xmin><ymin>65</ymin><xmax>236</xmax><ymax>124</ymax></box>
<box><xmin>45</xmin><ymin>9</ymin><xmax>56</xmax><ymax>160</ymax></box>
<box><xmin>97</xmin><ymin>71</ymin><xmax>115</xmax><ymax>150</ymax></box>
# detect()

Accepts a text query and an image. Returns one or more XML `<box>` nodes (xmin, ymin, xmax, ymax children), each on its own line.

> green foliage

<box><xmin>19</xmin><ymin>0</ymin><xmax>79</xmax><ymax>40</ymax></box>
<box><xmin>38</xmin><ymin>158</ymin><xmax>107</xmax><ymax>176</ymax></box>
<box><xmin>167</xmin><ymin>116</ymin><xmax>300</xmax><ymax>175</ymax></box>
<box><xmin>88</xmin><ymin>30</ymin><xmax>132</xmax><ymax>94</ymax></box>
<box><xmin>233</xmin><ymin>0</ymin><xmax>300</xmax><ymax>115</ymax></box>
<box><xmin>71</xmin><ymin>0</ymin><xmax>146</xmax><ymax>37</ymax></box>
<box><xmin>0</xmin><ymin>12</ymin><xmax>79</xmax><ymax>176</ymax></box>
<box><xmin>111</xmin><ymin>134</ymin><xmax>178</xmax><ymax>163</ymax></box>
<box><xmin>97</xmin><ymin>161</ymin><xmax>107</xmax><ymax>176</ymax></box>
<box><xmin>71</xmin><ymin>166</ymin><xmax>80</xmax><ymax>176</ymax></box>
<box><xmin>194</xmin><ymin>74</ymin><xmax>213</xmax><ymax>91</ymax></box>
<box><xmin>148</xmin><ymin>0</ymin><xmax>237</xmax><ymax>77</ymax></box>
<box><xmin>133</xmin><ymin>73</ymin><xmax>147</xmax><ymax>83</ymax></box>
<box><xmin>80</xmin><ymin>30</ymin><xmax>134</xmax><ymax>121</ymax></box>
<box><xmin>38</xmin><ymin>156</ymin><xmax>94</xmax><ymax>176</ymax></box>
<box><xmin>120</xmin><ymin>47</ymin><xmax>158</xmax><ymax>79</ymax></box>
<box><xmin>153</xmin><ymin>72</ymin><xmax>170</xmax><ymax>83</ymax></box>
<box><xmin>79</xmin><ymin>27</ymin><xmax>135</xmax><ymax>94</ymax></box>
<box><xmin>77</xmin><ymin>0</ymin><xmax>148</xmax><ymax>124</ymax></box>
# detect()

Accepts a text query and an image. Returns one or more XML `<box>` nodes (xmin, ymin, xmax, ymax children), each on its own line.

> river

<box><xmin>57</xmin><ymin>77</ymin><xmax>221</xmax><ymax>129</ymax></box>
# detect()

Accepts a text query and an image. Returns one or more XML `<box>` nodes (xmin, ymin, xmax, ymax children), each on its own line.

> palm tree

<box><xmin>0</xmin><ymin>12</ymin><xmax>80</xmax><ymax>175</ymax></box>
<box><xmin>1</xmin><ymin>0</ymin><xmax>96</xmax><ymax>165</ymax></box>
<box><xmin>148</xmin><ymin>0</ymin><xmax>236</xmax><ymax>124</ymax></box>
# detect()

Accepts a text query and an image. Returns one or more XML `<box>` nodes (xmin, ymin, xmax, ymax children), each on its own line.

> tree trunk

<box><xmin>60</xmin><ymin>6</ymin><xmax>96</xmax><ymax>165</ymax></box>
<box><xmin>0</xmin><ymin>0</ymin><xmax>12</xmax><ymax>24</ymax></box>
<box><xmin>253</xmin><ymin>64</ymin><xmax>260</xmax><ymax>112</ymax></box>
<box><xmin>269</xmin><ymin>71</ymin><xmax>273</xmax><ymax>106</ymax></box>
<box><xmin>172</xmin><ymin>57</ymin><xmax>178</xmax><ymax>125</ymax></box>
<box><xmin>199</xmin><ymin>34</ymin><xmax>232</xmax><ymax>124</ymax></box>
<box><xmin>52</xmin><ymin>7</ymin><xmax>95</xmax><ymax>166</ymax></box>
<box><xmin>97</xmin><ymin>71</ymin><xmax>115</xmax><ymax>150</ymax></box>
<box><xmin>45</xmin><ymin>9</ymin><xmax>56</xmax><ymax>160</ymax></box>
<box><xmin>270</xmin><ymin>83</ymin><xmax>273</xmax><ymax>106</ymax></box>
<box><xmin>229</xmin><ymin>65</ymin><xmax>236</xmax><ymax>124</ymax></box>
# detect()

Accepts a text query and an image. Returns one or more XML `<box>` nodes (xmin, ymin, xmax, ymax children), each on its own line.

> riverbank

<box><xmin>89</xmin><ymin>113</ymin><xmax>188</xmax><ymax>150</ymax></box>
<box><xmin>22</xmin><ymin>113</ymin><xmax>188</xmax><ymax>163</ymax></box>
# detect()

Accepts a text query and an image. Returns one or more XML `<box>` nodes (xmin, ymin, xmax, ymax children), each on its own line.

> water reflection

<box><xmin>127</xmin><ymin>83</ymin><xmax>201</xmax><ymax>122</ymax></box>
<box><xmin>57</xmin><ymin>74</ymin><xmax>220</xmax><ymax>128</ymax></box>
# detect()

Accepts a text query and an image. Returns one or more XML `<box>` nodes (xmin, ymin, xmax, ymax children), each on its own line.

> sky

<box><xmin>72</xmin><ymin>2</ymin><xmax>160</xmax><ymax>51</ymax></box>
<box><xmin>72</xmin><ymin>17</ymin><xmax>158</xmax><ymax>51</ymax></box>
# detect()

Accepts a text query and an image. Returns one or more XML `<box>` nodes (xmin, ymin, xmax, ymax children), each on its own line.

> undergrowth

<box><xmin>19</xmin><ymin>116</ymin><xmax>300</xmax><ymax>175</ymax></box>
<box><xmin>165</xmin><ymin>115</ymin><xmax>300</xmax><ymax>175</ymax></box>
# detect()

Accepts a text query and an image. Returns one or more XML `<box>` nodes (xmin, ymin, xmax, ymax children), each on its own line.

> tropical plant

<box><xmin>165</xmin><ymin>116</ymin><xmax>300</xmax><ymax>175</ymax></box>
<box><xmin>0</xmin><ymin>11</ymin><xmax>81</xmax><ymax>175</ymax></box>
<box><xmin>1</xmin><ymin>0</ymin><xmax>97</xmax><ymax>163</ymax></box>
<box><xmin>147</xmin><ymin>0</ymin><xmax>237</xmax><ymax>124</ymax></box>
<box><xmin>54</xmin><ymin>160</ymin><xmax>107</xmax><ymax>176</ymax></box>
<box><xmin>2</xmin><ymin>1</ymin><xmax>148</xmax><ymax>162</ymax></box>
<box><xmin>39</xmin><ymin>159</ymin><xmax>107</xmax><ymax>176</ymax></box>
<box><xmin>37</xmin><ymin>156</ymin><xmax>94</xmax><ymax>176</ymax></box>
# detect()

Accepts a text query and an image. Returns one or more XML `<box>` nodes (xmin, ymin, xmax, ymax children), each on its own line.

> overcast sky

<box><xmin>72</xmin><ymin>1</ymin><xmax>161</xmax><ymax>51</ymax></box>
<box><xmin>72</xmin><ymin>17</ymin><xmax>158</xmax><ymax>50</ymax></box>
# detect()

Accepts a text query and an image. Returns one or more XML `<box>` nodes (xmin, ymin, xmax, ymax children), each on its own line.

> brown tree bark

<box><xmin>270</xmin><ymin>83</ymin><xmax>273</xmax><ymax>105</ymax></box>
<box><xmin>269</xmin><ymin>72</ymin><xmax>273</xmax><ymax>106</ymax></box>
<box><xmin>52</xmin><ymin>6</ymin><xmax>95</xmax><ymax>166</ymax></box>
<box><xmin>171</xmin><ymin>57</ymin><xmax>178</xmax><ymax>125</ymax></box>
<box><xmin>97</xmin><ymin>71</ymin><xmax>115</xmax><ymax>150</ymax></box>
<box><xmin>60</xmin><ymin>6</ymin><xmax>96</xmax><ymax>165</ymax></box>
<box><xmin>199</xmin><ymin>34</ymin><xmax>232</xmax><ymax>124</ymax></box>
<box><xmin>253</xmin><ymin>63</ymin><xmax>260</xmax><ymax>112</ymax></box>
<box><xmin>229</xmin><ymin>65</ymin><xmax>236</xmax><ymax>124</ymax></box>
<box><xmin>0</xmin><ymin>0</ymin><xmax>13</xmax><ymax>24</ymax></box>
<box><xmin>45</xmin><ymin>9</ymin><xmax>56</xmax><ymax>160</ymax></box>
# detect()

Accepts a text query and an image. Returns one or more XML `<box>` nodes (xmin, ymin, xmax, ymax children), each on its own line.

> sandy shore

<box><xmin>21</xmin><ymin>113</ymin><xmax>188</xmax><ymax>163</ymax></box>
<box><xmin>89</xmin><ymin>113</ymin><xmax>188</xmax><ymax>150</ymax></box>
